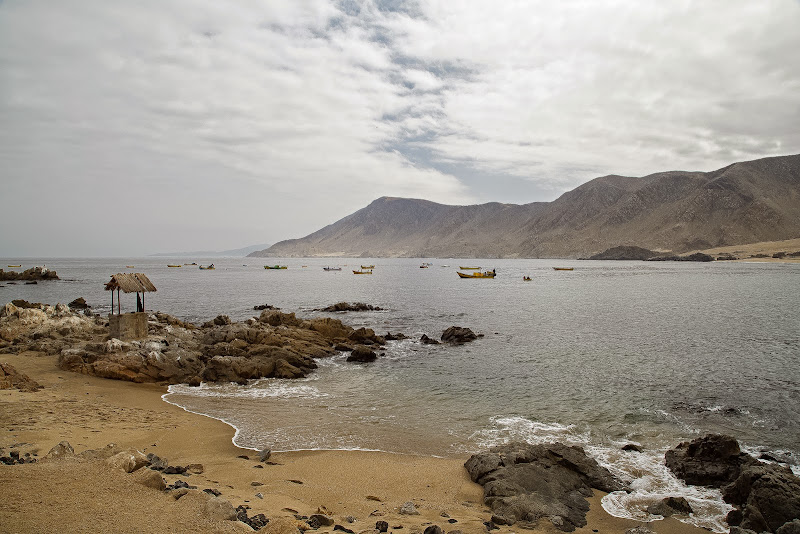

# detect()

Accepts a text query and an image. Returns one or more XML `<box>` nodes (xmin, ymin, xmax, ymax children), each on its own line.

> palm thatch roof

<box><xmin>105</xmin><ymin>273</ymin><xmax>157</xmax><ymax>293</ymax></box>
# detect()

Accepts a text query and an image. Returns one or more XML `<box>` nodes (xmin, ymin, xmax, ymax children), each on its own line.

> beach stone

<box><xmin>106</xmin><ymin>451</ymin><xmax>137</xmax><ymax>473</ymax></box>
<box><xmin>45</xmin><ymin>441</ymin><xmax>74</xmax><ymax>460</ymax></box>
<box><xmin>134</xmin><ymin>467</ymin><xmax>166</xmax><ymax>490</ymax></box>
<box><xmin>172</xmin><ymin>488</ymin><xmax>190</xmax><ymax>500</ymax></box>
<box><xmin>204</xmin><ymin>496</ymin><xmax>238</xmax><ymax>521</ymax></box>
<box><xmin>420</xmin><ymin>334</ymin><xmax>439</xmax><ymax>345</ymax></box>
<box><xmin>0</xmin><ymin>363</ymin><xmax>43</xmax><ymax>392</ymax></box>
<box><xmin>721</xmin><ymin>462</ymin><xmax>800</xmax><ymax>533</ymax></box>
<box><xmin>621</xmin><ymin>443</ymin><xmax>643</xmax><ymax>452</ymax></box>
<box><xmin>257</xmin><ymin>517</ymin><xmax>303</xmax><ymax>534</ymax></box>
<box><xmin>146</xmin><ymin>453</ymin><xmax>168</xmax><ymax>470</ymax></box>
<box><xmin>625</xmin><ymin>527</ymin><xmax>654</xmax><ymax>534</ymax></box>
<box><xmin>309</xmin><ymin>514</ymin><xmax>335</xmax><ymax>528</ymax></box>
<box><xmin>78</xmin><ymin>443</ymin><xmax>121</xmax><ymax>461</ymax></box>
<box><xmin>186</xmin><ymin>463</ymin><xmax>204</xmax><ymax>474</ymax></box>
<box><xmin>423</xmin><ymin>526</ymin><xmax>443</xmax><ymax>534</ymax></box>
<box><xmin>376</xmin><ymin>521</ymin><xmax>389</xmax><ymax>532</ymax></box>
<box><xmin>258</xmin><ymin>448</ymin><xmax>271</xmax><ymax>462</ymax></box>
<box><xmin>399</xmin><ymin>502</ymin><xmax>419</xmax><ymax>515</ymax></box>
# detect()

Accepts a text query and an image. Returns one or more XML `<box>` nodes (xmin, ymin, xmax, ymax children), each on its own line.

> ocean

<box><xmin>3</xmin><ymin>256</ymin><xmax>799</xmax><ymax>531</ymax></box>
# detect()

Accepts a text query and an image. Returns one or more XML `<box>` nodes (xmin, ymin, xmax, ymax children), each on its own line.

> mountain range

<box><xmin>248</xmin><ymin>154</ymin><xmax>800</xmax><ymax>259</ymax></box>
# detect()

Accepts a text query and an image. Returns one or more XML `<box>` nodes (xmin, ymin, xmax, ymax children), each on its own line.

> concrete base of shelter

<box><xmin>108</xmin><ymin>312</ymin><xmax>148</xmax><ymax>341</ymax></box>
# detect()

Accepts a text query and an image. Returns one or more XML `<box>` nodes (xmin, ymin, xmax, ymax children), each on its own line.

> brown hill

<box><xmin>249</xmin><ymin>154</ymin><xmax>800</xmax><ymax>258</ymax></box>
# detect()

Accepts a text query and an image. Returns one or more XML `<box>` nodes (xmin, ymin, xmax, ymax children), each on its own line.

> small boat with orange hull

<box><xmin>457</xmin><ymin>269</ymin><xmax>496</xmax><ymax>279</ymax></box>
<box><xmin>353</xmin><ymin>270</ymin><xmax>372</xmax><ymax>274</ymax></box>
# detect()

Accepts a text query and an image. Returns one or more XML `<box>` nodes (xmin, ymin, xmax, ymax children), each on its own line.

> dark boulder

<box><xmin>464</xmin><ymin>442</ymin><xmax>625</xmax><ymax>532</ymax></box>
<box><xmin>318</xmin><ymin>302</ymin><xmax>383</xmax><ymax>312</ymax></box>
<box><xmin>665</xmin><ymin>434</ymin><xmax>756</xmax><ymax>487</ymax></box>
<box><xmin>346</xmin><ymin>345</ymin><xmax>377</xmax><ymax>363</ymax></box>
<box><xmin>348</xmin><ymin>327</ymin><xmax>385</xmax><ymax>346</ymax></box>
<box><xmin>441</xmin><ymin>326</ymin><xmax>477</xmax><ymax>344</ymax></box>
<box><xmin>384</xmin><ymin>332</ymin><xmax>407</xmax><ymax>341</ymax></box>
<box><xmin>420</xmin><ymin>334</ymin><xmax>439</xmax><ymax>345</ymax></box>
<box><xmin>721</xmin><ymin>463</ymin><xmax>800</xmax><ymax>533</ymax></box>
<box><xmin>68</xmin><ymin>297</ymin><xmax>90</xmax><ymax>310</ymax></box>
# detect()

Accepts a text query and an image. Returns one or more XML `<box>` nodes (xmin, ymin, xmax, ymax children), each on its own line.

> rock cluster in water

<box><xmin>316</xmin><ymin>302</ymin><xmax>384</xmax><ymax>312</ymax></box>
<box><xmin>665</xmin><ymin>434</ymin><xmax>800</xmax><ymax>533</ymax></box>
<box><xmin>0</xmin><ymin>266</ymin><xmax>59</xmax><ymax>281</ymax></box>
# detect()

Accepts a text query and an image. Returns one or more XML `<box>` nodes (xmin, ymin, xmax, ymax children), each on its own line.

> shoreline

<box><xmin>0</xmin><ymin>349</ymin><xmax>708</xmax><ymax>533</ymax></box>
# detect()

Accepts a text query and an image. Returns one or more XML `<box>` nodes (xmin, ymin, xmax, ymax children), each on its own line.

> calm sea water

<box><xmin>3</xmin><ymin>256</ymin><xmax>799</xmax><ymax>530</ymax></box>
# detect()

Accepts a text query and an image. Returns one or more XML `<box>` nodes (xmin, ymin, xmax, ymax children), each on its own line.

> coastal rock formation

<box><xmin>645</xmin><ymin>252</ymin><xmax>714</xmax><ymax>262</ymax></box>
<box><xmin>666</xmin><ymin>434</ymin><xmax>800</xmax><ymax>533</ymax></box>
<box><xmin>585</xmin><ymin>246</ymin><xmax>659</xmax><ymax>260</ymax></box>
<box><xmin>317</xmin><ymin>302</ymin><xmax>384</xmax><ymax>312</ymax></box>
<box><xmin>0</xmin><ymin>266</ymin><xmax>59</xmax><ymax>281</ymax></box>
<box><xmin>0</xmin><ymin>301</ymin><xmax>383</xmax><ymax>385</ymax></box>
<box><xmin>441</xmin><ymin>326</ymin><xmax>478</xmax><ymax>344</ymax></box>
<box><xmin>464</xmin><ymin>442</ymin><xmax>625</xmax><ymax>532</ymax></box>
<box><xmin>346</xmin><ymin>345</ymin><xmax>377</xmax><ymax>362</ymax></box>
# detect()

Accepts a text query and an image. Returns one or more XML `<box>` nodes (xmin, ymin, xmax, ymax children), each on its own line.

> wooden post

<box><xmin>117</xmin><ymin>289</ymin><xmax>121</xmax><ymax>315</ymax></box>
<box><xmin>111</xmin><ymin>289</ymin><xmax>114</xmax><ymax>315</ymax></box>
<box><xmin>142</xmin><ymin>291</ymin><xmax>145</xmax><ymax>312</ymax></box>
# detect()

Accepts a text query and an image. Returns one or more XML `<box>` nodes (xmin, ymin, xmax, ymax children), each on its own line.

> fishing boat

<box><xmin>7</xmin><ymin>265</ymin><xmax>21</xmax><ymax>268</ymax></box>
<box><xmin>323</xmin><ymin>266</ymin><xmax>341</xmax><ymax>271</ymax></box>
<box><xmin>523</xmin><ymin>276</ymin><xmax>532</xmax><ymax>281</ymax></box>
<box><xmin>125</xmin><ymin>265</ymin><xmax>135</xmax><ymax>268</ymax></box>
<box><xmin>199</xmin><ymin>264</ymin><xmax>215</xmax><ymax>270</ymax></box>
<box><xmin>553</xmin><ymin>267</ymin><xmax>574</xmax><ymax>271</ymax></box>
<box><xmin>353</xmin><ymin>270</ymin><xmax>372</xmax><ymax>274</ymax></box>
<box><xmin>184</xmin><ymin>262</ymin><xmax>197</xmax><ymax>266</ymax></box>
<box><xmin>459</xmin><ymin>266</ymin><xmax>481</xmax><ymax>270</ymax></box>
<box><xmin>457</xmin><ymin>270</ymin><xmax>496</xmax><ymax>279</ymax></box>
<box><xmin>361</xmin><ymin>265</ymin><xmax>375</xmax><ymax>269</ymax></box>
<box><xmin>264</xmin><ymin>265</ymin><xmax>288</xmax><ymax>269</ymax></box>
<box><xmin>419</xmin><ymin>264</ymin><xmax>428</xmax><ymax>268</ymax></box>
<box><xmin>167</xmin><ymin>264</ymin><xmax>182</xmax><ymax>268</ymax></box>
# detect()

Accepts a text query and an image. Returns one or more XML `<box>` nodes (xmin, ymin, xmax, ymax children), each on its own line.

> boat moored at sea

<box><xmin>523</xmin><ymin>276</ymin><xmax>532</xmax><ymax>281</ymax></box>
<box><xmin>264</xmin><ymin>265</ymin><xmax>288</xmax><ymax>269</ymax></box>
<box><xmin>199</xmin><ymin>264</ymin><xmax>215</xmax><ymax>270</ymax></box>
<box><xmin>459</xmin><ymin>266</ymin><xmax>481</xmax><ymax>270</ymax></box>
<box><xmin>353</xmin><ymin>270</ymin><xmax>372</xmax><ymax>274</ymax></box>
<box><xmin>553</xmin><ymin>267</ymin><xmax>574</xmax><ymax>271</ymax></box>
<box><xmin>457</xmin><ymin>269</ymin><xmax>496</xmax><ymax>278</ymax></box>
<box><xmin>7</xmin><ymin>265</ymin><xmax>21</xmax><ymax>268</ymax></box>
<box><xmin>167</xmin><ymin>264</ymin><xmax>182</xmax><ymax>268</ymax></box>
<box><xmin>323</xmin><ymin>266</ymin><xmax>342</xmax><ymax>271</ymax></box>
<box><xmin>361</xmin><ymin>265</ymin><xmax>375</xmax><ymax>269</ymax></box>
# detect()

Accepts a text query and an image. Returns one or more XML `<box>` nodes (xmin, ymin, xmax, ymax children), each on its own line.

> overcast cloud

<box><xmin>1</xmin><ymin>0</ymin><xmax>798</xmax><ymax>256</ymax></box>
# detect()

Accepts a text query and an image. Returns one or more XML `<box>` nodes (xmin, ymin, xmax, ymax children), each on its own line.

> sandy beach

<box><xmin>0</xmin><ymin>348</ymin><xmax>712</xmax><ymax>534</ymax></box>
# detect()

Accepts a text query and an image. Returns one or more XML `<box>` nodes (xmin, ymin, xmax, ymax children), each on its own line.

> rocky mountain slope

<box><xmin>250</xmin><ymin>154</ymin><xmax>800</xmax><ymax>258</ymax></box>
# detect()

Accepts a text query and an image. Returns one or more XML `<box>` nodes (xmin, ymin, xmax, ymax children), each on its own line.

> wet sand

<box><xmin>0</xmin><ymin>350</ymin><xmax>709</xmax><ymax>534</ymax></box>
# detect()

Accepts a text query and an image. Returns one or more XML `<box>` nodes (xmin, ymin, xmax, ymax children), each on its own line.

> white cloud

<box><xmin>0</xmin><ymin>0</ymin><xmax>798</xmax><ymax>255</ymax></box>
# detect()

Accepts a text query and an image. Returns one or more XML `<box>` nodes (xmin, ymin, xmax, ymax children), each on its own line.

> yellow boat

<box><xmin>361</xmin><ymin>265</ymin><xmax>375</xmax><ymax>269</ymax></box>
<box><xmin>125</xmin><ymin>265</ymin><xmax>135</xmax><ymax>268</ymax></box>
<box><xmin>7</xmin><ymin>265</ymin><xmax>21</xmax><ymax>268</ymax></box>
<box><xmin>553</xmin><ymin>267</ymin><xmax>574</xmax><ymax>271</ymax></box>
<box><xmin>459</xmin><ymin>266</ymin><xmax>481</xmax><ymax>270</ymax></box>
<box><xmin>167</xmin><ymin>264</ymin><xmax>182</xmax><ymax>268</ymax></box>
<box><xmin>264</xmin><ymin>265</ymin><xmax>288</xmax><ymax>269</ymax></box>
<box><xmin>199</xmin><ymin>264</ymin><xmax>215</xmax><ymax>270</ymax></box>
<box><xmin>353</xmin><ymin>270</ymin><xmax>372</xmax><ymax>274</ymax></box>
<box><xmin>523</xmin><ymin>276</ymin><xmax>532</xmax><ymax>281</ymax></box>
<box><xmin>457</xmin><ymin>270</ymin><xmax>496</xmax><ymax>278</ymax></box>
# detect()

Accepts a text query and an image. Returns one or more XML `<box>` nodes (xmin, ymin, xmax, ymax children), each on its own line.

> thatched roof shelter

<box><xmin>105</xmin><ymin>273</ymin><xmax>156</xmax><ymax>314</ymax></box>
<box><xmin>105</xmin><ymin>273</ymin><xmax>157</xmax><ymax>293</ymax></box>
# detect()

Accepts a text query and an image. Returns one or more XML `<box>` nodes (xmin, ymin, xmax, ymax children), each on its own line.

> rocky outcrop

<box><xmin>666</xmin><ymin>434</ymin><xmax>800</xmax><ymax>533</ymax></box>
<box><xmin>584</xmin><ymin>246</ymin><xmax>659</xmax><ymax>260</ymax></box>
<box><xmin>317</xmin><ymin>302</ymin><xmax>384</xmax><ymax>312</ymax></box>
<box><xmin>665</xmin><ymin>434</ymin><xmax>756</xmax><ymax>487</ymax></box>
<box><xmin>0</xmin><ymin>362</ymin><xmax>43</xmax><ymax>392</ymax></box>
<box><xmin>464</xmin><ymin>442</ymin><xmax>625</xmax><ymax>532</ymax></box>
<box><xmin>645</xmin><ymin>252</ymin><xmax>714</xmax><ymax>262</ymax></box>
<box><xmin>441</xmin><ymin>326</ymin><xmax>478</xmax><ymax>344</ymax></box>
<box><xmin>346</xmin><ymin>345</ymin><xmax>377</xmax><ymax>363</ymax></box>
<box><xmin>0</xmin><ymin>266</ymin><xmax>59</xmax><ymax>281</ymax></box>
<box><xmin>2</xmin><ymin>301</ymin><xmax>379</xmax><ymax>386</ymax></box>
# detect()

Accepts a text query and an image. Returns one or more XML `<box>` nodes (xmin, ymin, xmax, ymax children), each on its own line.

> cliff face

<box><xmin>249</xmin><ymin>154</ymin><xmax>800</xmax><ymax>258</ymax></box>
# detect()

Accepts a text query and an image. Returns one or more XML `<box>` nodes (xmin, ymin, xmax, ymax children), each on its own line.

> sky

<box><xmin>1</xmin><ymin>0</ymin><xmax>799</xmax><ymax>256</ymax></box>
